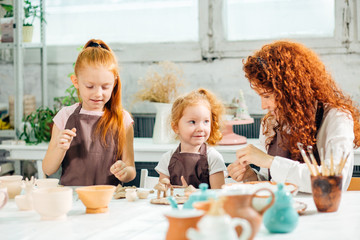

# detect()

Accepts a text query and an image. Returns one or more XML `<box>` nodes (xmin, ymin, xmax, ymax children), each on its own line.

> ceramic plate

<box><xmin>222</xmin><ymin>181</ymin><xmax>298</xmax><ymax>196</ymax></box>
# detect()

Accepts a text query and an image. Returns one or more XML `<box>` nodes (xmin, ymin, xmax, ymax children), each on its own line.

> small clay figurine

<box><xmin>15</xmin><ymin>176</ymin><xmax>35</xmax><ymax>211</ymax></box>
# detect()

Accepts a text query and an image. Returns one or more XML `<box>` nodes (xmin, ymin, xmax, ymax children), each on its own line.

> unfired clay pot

<box><xmin>32</xmin><ymin>187</ymin><xmax>73</xmax><ymax>220</ymax></box>
<box><xmin>0</xmin><ymin>175</ymin><xmax>23</xmax><ymax>199</ymax></box>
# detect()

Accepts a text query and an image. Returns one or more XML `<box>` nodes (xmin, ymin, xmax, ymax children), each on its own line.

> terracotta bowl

<box><xmin>36</xmin><ymin>178</ymin><xmax>59</xmax><ymax>188</ymax></box>
<box><xmin>0</xmin><ymin>175</ymin><xmax>23</xmax><ymax>199</ymax></box>
<box><xmin>76</xmin><ymin>185</ymin><xmax>116</xmax><ymax>214</ymax></box>
<box><xmin>32</xmin><ymin>187</ymin><xmax>73</xmax><ymax>220</ymax></box>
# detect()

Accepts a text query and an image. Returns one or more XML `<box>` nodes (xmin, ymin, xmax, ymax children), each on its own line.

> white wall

<box><xmin>1</xmin><ymin>51</ymin><xmax>359</xmax><ymax>115</ymax></box>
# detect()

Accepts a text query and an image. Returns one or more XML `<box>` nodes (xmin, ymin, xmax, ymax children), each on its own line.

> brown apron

<box><xmin>168</xmin><ymin>143</ymin><xmax>210</xmax><ymax>188</ymax></box>
<box><xmin>267</xmin><ymin>102</ymin><xmax>324</xmax><ymax>180</ymax></box>
<box><xmin>60</xmin><ymin>104</ymin><xmax>121</xmax><ymax>186</ymax></box>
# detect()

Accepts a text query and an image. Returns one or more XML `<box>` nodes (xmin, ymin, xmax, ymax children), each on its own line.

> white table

<box><xmin>0</xmin><ymin>190</ymin><xmax>359</xmax><ymax>240</ymax></box>
<box><xmin>1</xmin><ymin>138</ymin><xmax>359</xmax><ymax>179</ymax></box>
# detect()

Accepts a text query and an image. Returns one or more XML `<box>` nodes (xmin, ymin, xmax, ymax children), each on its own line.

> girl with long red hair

<box><xmin>228</xmin><ymin>40</ymin><xmax>360</xmax><ymax>192</ymax></box>
<box><xmin>43</xmin><ymin>39</ymin><xmax>136</xmax><ymax>186</ymax></box>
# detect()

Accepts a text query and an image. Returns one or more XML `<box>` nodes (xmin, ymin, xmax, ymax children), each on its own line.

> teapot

<box><xmin>183</xmin><ymin>183</ymin><xmax>216</xmax><ymax>209</ymax></box>
<box><xmin>263</xmin><ymin>183</ymin><xmax>298</xmax><ymax>233</ymax></box>
<box><xmin>187</xmin><ymin>199</ymin><xmax>252</xmax><ymax>240</ymax></box>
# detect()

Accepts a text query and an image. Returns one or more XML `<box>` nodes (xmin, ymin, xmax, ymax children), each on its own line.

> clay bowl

<box><xmin>15</xmin><ymin>195</ymin><xmax>33</xmax><ymax>211</ymax></box>
<box><xmin>0</xmin><ymin>175</ymin><xmax>23</xmax><ymax>199</ymax></box>
<box><xmin>36</xmin><ymin>178</ymin><xmax>59</xmax><ymax>189</ymax></box>
<box><xmin>32</xmin><ymin>187</ymin><xmax>73</xmax><ymax>220</ymax></box>
<box><xmin>222</xmin><ymin>181</ymin><xmax>298</xmax><ymax>212</ymax></box>
<box><xmin>76</xmin><ymin>185</ymin><xmax>116</xmax><ymax>214</ymax></box>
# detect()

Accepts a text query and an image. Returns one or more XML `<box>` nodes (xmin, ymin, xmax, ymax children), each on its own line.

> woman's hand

<box><xmin>236</xmin><ymin>144</ymin><xmax>274</xmax><ymax>168</ymax></box>
<box><xmin>227</xmin><ymin>161</ymin><xmax>248</xmax><ymax>182</ymax></box>
<box><xmin>110</xmin><ymin>160</ymin><xmax>129</xmax><ymax>181</ymax></box>
<box><xmin>57</xmin><ymin>128</ymin><xmax>76</xmax><ymax>150</ymax></box>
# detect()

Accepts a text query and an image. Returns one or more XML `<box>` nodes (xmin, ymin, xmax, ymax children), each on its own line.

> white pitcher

<box><xmin>187</xmin><ymin>213</ymin><xmax>252</xmax><ymax>240</ymax></box>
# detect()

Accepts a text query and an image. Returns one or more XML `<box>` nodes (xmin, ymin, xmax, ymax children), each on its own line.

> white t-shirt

<box><xmin>258</xmin><ymin>106</ymin><xmax>355</xmax><ymax>193</ymax></box>
<box><xmin>53</xmin><ymin>103</ymin><xmax>133</xmax><ymax>130</ymax></box>
<box><xmin>155</xmin><ymin>145</ymin><xmax>228</xmax><ymax>178</ymax></box>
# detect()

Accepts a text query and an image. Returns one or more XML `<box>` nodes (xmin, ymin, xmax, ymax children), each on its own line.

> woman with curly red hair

<box><xmin>228</xmin><ymin>40</ymin><xmax>360</xmax><ymax>192</ymax></box>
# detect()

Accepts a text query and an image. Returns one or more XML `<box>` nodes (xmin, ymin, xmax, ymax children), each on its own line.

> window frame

<box><xmin>23</xmin><ymin>0</ymin><xmax>359</xmax><ymax>65</ymax></box>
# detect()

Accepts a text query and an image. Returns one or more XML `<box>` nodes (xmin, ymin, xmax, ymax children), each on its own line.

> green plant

<box><xmin>53</xmin><ymin>85</ymin><xmax>78</xmax><ymax>113</ymax></box>
<box><xmin>0</xmin><ymin>0</ymin><xmax>13</xmax><ymax>17</ymax></box>
<box><xmin>19</xmin><ymin>106</ymin><xmax>55</xmax><ymax>144</ymax></box>
<box><xmin>23</xmin><ymin>0</ymin><xmax>45</xmax><ymax>26</ymax></box>
<box><xmin>0</xmin><ymin>0</ymin><xmax>45</xmax><ymax>25</ymax></box>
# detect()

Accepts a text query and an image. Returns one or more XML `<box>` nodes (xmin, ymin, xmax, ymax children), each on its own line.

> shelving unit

<box><xmin>0</xmin><ymin>0</ymin><xmax>47</xmax><ymax>138</ymax></box>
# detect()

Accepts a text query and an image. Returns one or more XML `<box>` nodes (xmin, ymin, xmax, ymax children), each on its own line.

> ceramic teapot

<box><xmin>263</xmin><ymin>183</ymin><xmax>298</xmax><ymax>233</ymax></box>
<box><xmin>221</xmin><ymin>187</ymin><xmax>274</xmax><ymax>240</ymax></box>
<box><xmin>183</xmin><ymin>183</ymin><xmax>216</xmax><ymax>209</ymax></box>
<box><xmin>187</xmin><ymin>199</ymin><xmax>252</xmax><ymax>240</ymax></box>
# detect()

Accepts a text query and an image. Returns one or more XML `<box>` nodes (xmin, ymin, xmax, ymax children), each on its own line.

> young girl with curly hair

<box><xmin>42</xmin><ymin>39</ymin><xmax>136</xmax><ymax>186</ymax></box>
<box><xmin>228</xmin><ymin>40</ymin><xmax>360</xmax><ymax>192</ymax></box>
<box><xmin>155</xmin><ymin>88</ymin><xmax>227</xmax><ymax>189</ymax></box>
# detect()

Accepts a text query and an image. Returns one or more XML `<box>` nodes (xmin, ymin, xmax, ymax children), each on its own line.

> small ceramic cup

<box><xmin>311</xmin><ymin>175</ymin><xmax>342</xmax><ymax>212</ymax></box>
<box><xmin>0</xmin><ymin>187</ymin><xmax>9</xmax><ymax>210</ymax></box>
<box><xmin>36</xmin><ymin>178</ymin><xmax>59</xmax><ymax>188</ymax></box>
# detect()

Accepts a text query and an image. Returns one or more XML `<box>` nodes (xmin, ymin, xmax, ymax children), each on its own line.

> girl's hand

<box><xmin>57</xmin><ymin>128</ymin><xmax>76</xmax><ymax>150</ymax></box>
<box><xmin>110</xmin><ymin>160</ymin><xmax>128</xmax><ymax>181</ymax></box>
<box><xmin>236</xmin><ymin>144</ymin><xmax>274</xmax><ymax>168</ymax></box>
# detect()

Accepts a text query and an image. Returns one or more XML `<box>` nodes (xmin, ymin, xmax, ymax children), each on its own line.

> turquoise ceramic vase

<box><xmin>263</xmin><ymin>183</ymin><xmax>298</xmax><ymax>233</ymax></box>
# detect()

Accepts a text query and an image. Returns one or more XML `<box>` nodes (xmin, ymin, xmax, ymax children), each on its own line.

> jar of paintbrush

<box><xmin>297</xmin><ymin>143</ymin><xmax>349</xmax><ymax>212</ymax></box>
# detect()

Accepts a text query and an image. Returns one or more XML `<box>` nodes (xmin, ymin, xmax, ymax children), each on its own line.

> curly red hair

<box><xmin>171</xmin><ymin>88</ymin><xmax>224</xmax><ymax>145</ymax></box>
<box><xmin>243</xmin><ymin>40</ymin><xmax>360</xmax><ymax>160</ymax></box>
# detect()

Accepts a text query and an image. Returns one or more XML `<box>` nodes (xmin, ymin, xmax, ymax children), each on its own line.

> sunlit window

<box><xmin>225</xmin><ymin>0</ymin><xmax>335</xmax><ymax>41</ymax></box>
<box><xmin>39</xmin><ymin>0</ymin><xmax>198</xmax><ymax>45</ymax></box>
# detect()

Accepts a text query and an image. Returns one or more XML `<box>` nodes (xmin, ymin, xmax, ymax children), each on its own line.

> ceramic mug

<box><xmin>0</xmin><ymin>187</ymin><xmax>9</xmax><ymax>210</ymax></box>
<box><xmin>311</xmin><ymin>175</ymin><xmax>342</xmax><ymax>212</ymax></box>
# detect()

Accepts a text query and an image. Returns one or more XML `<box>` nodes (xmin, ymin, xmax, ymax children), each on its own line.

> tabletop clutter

<box><xmin>0</xmin><ymin>151</ymin><xmax>349</xmax><ymax>240</ymax></box>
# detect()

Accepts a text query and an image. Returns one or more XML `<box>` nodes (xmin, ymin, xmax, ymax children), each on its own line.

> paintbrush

<box><xmin>297</xmin><ymin>142</ymin><xmax>316</xmax><ymax>176</ymax></box>
<box><xmin>307</xmin><ymin>146</ymin><xmax>320</xmax><ymax>176</ymax></box>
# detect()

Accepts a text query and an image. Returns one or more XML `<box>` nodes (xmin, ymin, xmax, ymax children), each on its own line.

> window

<box><xmin>225</xmin><ymin>0</ymin><xmax>335</xmax><ymax>41</ymax></box>
<box><xmin>42</xmin><ymin>0</ymin><xmax>198</xmax><ymax>45</ymax></box>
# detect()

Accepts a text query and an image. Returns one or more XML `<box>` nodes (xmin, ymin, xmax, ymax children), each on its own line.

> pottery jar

<box><xmin>263</xmin><ymin>183</ymin><xmax>298</xmax><ymax>233</ymax></box>
<box><xmin>221</xmin><ymin>188</ymin><xmax>274</xmax><ymax>240</ymax></box>
<box><xmin>164</xmin><ymin>209</ymin><xmax>204</xmax><ymax>240</ymax></box>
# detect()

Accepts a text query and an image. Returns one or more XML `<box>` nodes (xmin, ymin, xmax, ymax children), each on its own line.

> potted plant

<box><xmin>135</xmin><ymin>61</ymin><xmax>185</xmax><ymax>143</ymax></box>
<box><xmin>1</xmin><ymin>0</ymin><xmax>45</xmax><ymax>42</ymax></box>
<box><xmin>23</xmin><ymin>0</ymin><xmax>45</xmax><ymax>42</ymax></box>
<box><xmin>0</xmin><ymin>0</ymin><xmax>14</xmax><ymax>42</ymax></box>
<box><xmin>19</xmin><ymin>106</ymin><xmax>55</xmax><ymax>144</ymax></box>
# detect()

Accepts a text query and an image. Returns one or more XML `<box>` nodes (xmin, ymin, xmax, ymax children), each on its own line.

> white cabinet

<box><xmin>0</xmin><ymin>0</ymin><xmax>47</xmax><ymax>138</ymax></box>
